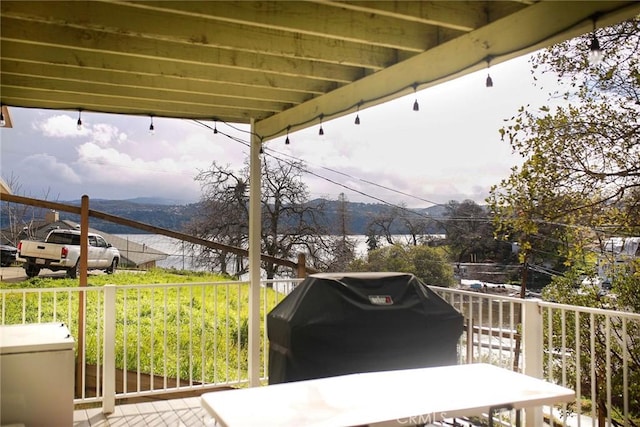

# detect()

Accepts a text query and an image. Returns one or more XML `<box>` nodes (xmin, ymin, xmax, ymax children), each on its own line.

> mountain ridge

<box><xmin>4</xmin><ymin>198</ymin><xmax>452</xmax><ymax>235</ymax></box>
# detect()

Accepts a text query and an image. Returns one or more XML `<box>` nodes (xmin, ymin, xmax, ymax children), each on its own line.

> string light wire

<box><xmin>192</xmin><ymin>119</ymin><xmax>445</xmax><ymax>218</ymax></box>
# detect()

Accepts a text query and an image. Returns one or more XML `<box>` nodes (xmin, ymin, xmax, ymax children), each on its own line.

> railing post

<box><xmin>103</xmin><ymin>285</ymin><xmax>116</xmax><ymax>414</ymax></box>
<box><xmin>466</xmin><ymin>317</ymin><xmax>474</xmax><ymax>363</ymax></box>
<box><xmin>522</xmin><ymin>299</ymin><xmax>543</xmax><ymax>426</ymax></box>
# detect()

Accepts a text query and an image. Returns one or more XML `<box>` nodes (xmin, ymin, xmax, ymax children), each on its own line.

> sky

<box><xmin>0</xmin><ymin>52</ymin><xmax>561</xmax><ymax>208</ymax></box>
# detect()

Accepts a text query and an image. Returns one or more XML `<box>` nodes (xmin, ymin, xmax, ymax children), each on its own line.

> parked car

<box><xmin>0</xmin><ymin>244</ymin><xmax>18</xmax><ymax>267</ymax></box>
<box><xmin>17</xmin><ymin>229</ymin><xmax>120</xmax><ymax>278</ymax></box>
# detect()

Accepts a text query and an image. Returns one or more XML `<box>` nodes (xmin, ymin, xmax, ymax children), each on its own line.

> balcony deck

<box><xmin>73</xmin><ymin>396</ymin><xmax>209</xmax><ymax>427</ymax></box>
<box><xmin>2</xmin><ymin>277</ymin><xmax>638</xmax><ymax>427</ymax></box>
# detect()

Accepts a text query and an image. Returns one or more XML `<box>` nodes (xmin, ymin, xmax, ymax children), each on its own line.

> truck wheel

<box><xmin>106</xmin><ymin>258</ymin><xmax>118</xmax><ymax>274</ymax></box>
<box><xmin>25</xmin><ymin>264</ymin><xmax>41</xmax><ymax>278</ymax></box>
<box><xmin>67</xmin><ymin>262</ymin><xmax>79</xmax><ymax>279</ymax></box>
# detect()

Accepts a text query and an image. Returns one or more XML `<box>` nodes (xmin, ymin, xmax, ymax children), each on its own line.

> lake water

<box><xmin>116</xmin><ymin>233</ymin><xmax>445</xmax><ymax>273</ymax></box>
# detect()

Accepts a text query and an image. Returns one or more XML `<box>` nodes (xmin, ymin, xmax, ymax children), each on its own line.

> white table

<box><xmin>201</xmin><ymin>363</ymin><xmax>574</xmax><ymax>427</ymax></box>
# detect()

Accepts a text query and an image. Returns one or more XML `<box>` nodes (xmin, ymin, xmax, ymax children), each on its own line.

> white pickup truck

<box><xmin>17</xmin><ymin>229</ymin><xmax>120</xmax><ymax>279</ymax></box>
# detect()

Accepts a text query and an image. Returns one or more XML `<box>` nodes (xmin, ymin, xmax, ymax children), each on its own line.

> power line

<box><xmin>192</xmin><ymin>119</ymin><xmax>637</xmax><ymax>241</ymax></box>
<box><xmin>193</xmin><ymin>119</ymin><xmax>448</xmax><ymax>208</ymax></box>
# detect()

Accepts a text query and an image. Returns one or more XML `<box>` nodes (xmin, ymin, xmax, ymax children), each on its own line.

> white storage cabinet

<box><xmin>0</xmin><ymin>323</ymin><xmax>75</xmax><ymax>427</ymax></box>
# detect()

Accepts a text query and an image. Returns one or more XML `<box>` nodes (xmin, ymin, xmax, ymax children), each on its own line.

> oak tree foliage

<box><xmin>349</xmin><ymin>244</ymin><xmax>454</xmax><ymax>287</ymax></box>
<box><xmin>488</xmin><ymin>18</ymin><xmax>640</xmax><ymax>424</ymax></box>
<box><xmin>488</xmin><ymin>18</ymin><xmax>640</xmax><ymax>270</ymax></box>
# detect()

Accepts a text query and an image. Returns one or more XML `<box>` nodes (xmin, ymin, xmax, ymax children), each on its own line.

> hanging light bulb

<box><xmin>213</xmin><ymin>120</ymin><xmax>218</xmax><ymax>134</ymax></box>
<box><xmin>589</xmin><ymin>32</ymin><xmax>603</xmax><ymax>65</ymax></box>
<box><xmin>485</xmin><ymin>58</ymin><xmax>494</xmax><ymax>88</ymax></box>
<box><xmin>354</xmin><ymin>103</ymin><xmax>361</xmax><ymax>125</ymax></box>
<box><xmin>259</xmin><ymin>145</ymin><xmax>264</xmax><ymax>154</ymax></box>
<box><xmin>587</xmin><ymin>17</ymin><xmax>603</xmax><ymax>65</ymax></box>
<box><xmin>76</xmin><ymin>110</ymin><xmax>83</xmax><ymax>130</ymax></box>
<box><xmin>318</xmin><ymin>114</ymin><xmax>324</xmax><ymax>136</ymax></box>
<box><xmin>285</xmin><ymin>125</ymin><xmax>290</xmax><ymax>145</ymax></box>
<box><xmin>486</xmin><ymin>74</ymin><xmax>493</xmax><ymax>88</ymax></box>
<box><xmin>412</xmin><ymin>84</ymin><xmax>419</xmax><ymax>111</ymax></box>
<box><xmin>0</xmin><ymin>107</ymin><xmax>5</xmax><ymax>127</ymax></box>
<box><xmin>149</xmin><ymin>116</ymin><xmax>155</xmax><ymax>135</ymax></box>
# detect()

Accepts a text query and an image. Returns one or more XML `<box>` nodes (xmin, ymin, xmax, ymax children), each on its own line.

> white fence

<box><xmin>0</xmin><ymin>280</ymin><xmax>297</xmax><ymax>405</ymax></box>
<box><xmin>433</xmin><ymin>288</ymin><xmax>640</xmax><ymax>426</ymax></box>
<box><xmin>1</xmin><ymin>282</ymin><xmax>638</xmax><ymax>426</ymax></box>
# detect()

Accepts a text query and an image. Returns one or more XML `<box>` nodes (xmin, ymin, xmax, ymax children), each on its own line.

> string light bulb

<box><xmin>354</xmin><ymin>103</ymin><xmax>361</xmax><ymax>125</ymax></box>
<box><xmin>149</xmin><ymin>116</ymin><xmax>155</xmax><ymax>135</ymax></box>
<box><xmin>486</xmin><ymin>74</ymin><xmax>493</xmax><ymax>88</ymax></box>
<box><xmin>588</xmin><ymin>20</ymin><xmax>603</xmax><ymax>65</ymax></box>
<box><xmin>318</xmin><ymin>114</ymin><xmax>324</xmax><ymax>136</ymax></box>
<box><xmin>412</xmin><ymin>84</ymin><xmax>419</xmax><ymax>111</ymax></box>
<box><xmin>285</xmin><ymin>125</ymin><xmax>290</xmax><ymax>145</ymax></box>
<box><xmin>485</xmin><ymin>58</ymin><xmax>494</xmax><ymax>88</ymax></box>
<box><xmin>76</xmin><ymin>110</ymin><xmax>83</xmax><ymax>130</ymax></box>
<box><xmin>213</xmin><ymin>120</ymin><xmax>218</xmax><ymax>134</ymax></box>
<box><xmin>0</xmin><ymin>107</ymin><xmax>5</xmax><ymax>127</ymax></box>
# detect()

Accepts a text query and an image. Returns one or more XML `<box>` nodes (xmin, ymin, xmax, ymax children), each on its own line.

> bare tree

<box><xmin>184</xmin><ymin>156</ymin><xmax>330</xmax><ymax>278</ymax></box>
<box><xmin>365</xmin><ymin>205</ymin><xmax>398</xmax><ymax>245</ymax></box>
<box><xmin>396</xmin><ymin>203</ymin><xmax>430</xmax><ymax>246</ymax></box>
<box><xmin>183</xmin><ymin>163</ymin><xmax>249</xmax><ymax>275</ymax></box>
<box><xmin>0</xmin><ymin>174</ymin><xmax>52</xmax><ymax>245</ymax></box>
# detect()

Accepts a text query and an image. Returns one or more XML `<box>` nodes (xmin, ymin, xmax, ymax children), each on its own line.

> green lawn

<box><xmin>1</xmin><ymin>269</ymin><xmax>285</xmax><ymax>383</ymax></box>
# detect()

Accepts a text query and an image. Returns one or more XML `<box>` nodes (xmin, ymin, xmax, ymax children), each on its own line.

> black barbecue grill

<box><xmin>267</xmin><ymin>272</ymin><xmax>464</xmax><ymax>384</ymax></box>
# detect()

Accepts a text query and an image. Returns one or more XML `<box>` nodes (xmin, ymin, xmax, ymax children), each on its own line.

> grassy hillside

<box><xmin>1</xmin><ymin>269</ymin><xmax>282</xmax><ymax>383</ymax></box>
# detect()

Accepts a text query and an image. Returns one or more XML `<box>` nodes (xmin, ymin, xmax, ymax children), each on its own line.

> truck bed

<box><xmin>18</xmin><ymin>240</ymin><xmax>64</xmax><ymax>262</ymax></box>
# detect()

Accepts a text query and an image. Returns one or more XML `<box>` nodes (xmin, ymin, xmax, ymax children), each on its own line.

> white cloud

<box><xmin>90</xmin><ymin>123</ymin><xmax>128</xmax><ymax>147</ymax></box>
<box><xmin>17</xmin><ymin>153</ymin><xmax>82</xmax><ymax>196</ymax></box>
<box><xmin>32</xmin><ymin>114</ymin><xmax>89</xmax><ymax>138</ymax></box>
<box><xmin>74</xmin><ymin>142</ymin><xmax>202</xmax><ymax>200</ymax></box>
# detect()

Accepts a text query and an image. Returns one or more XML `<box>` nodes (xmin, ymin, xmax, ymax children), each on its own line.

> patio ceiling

<box><xmin>1</xmin><ymin>1</ymin><xmax>639</xmax><ymax>141</ymax></box>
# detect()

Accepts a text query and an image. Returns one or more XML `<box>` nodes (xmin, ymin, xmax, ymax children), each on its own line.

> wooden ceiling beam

<box><xmin>116</xmin><ymin>0</ymin><xmax>449</xmax><ymax>52</ymax></box>
<box><xmin>1</xmin><ymin>87</ymin><xmax>266</xmax><ymax>122</ymax></box>
<box><xmin>313</xmin><ymin>1</ymin><xmax>506</xmax><ymax>32</ymax></box>
<box><xmin>1</xmin><ymin>73</ymin><xmax>292</xmax><ymax>115</ymax></box>
<box><xmin>0</xmin><ymin>45</ymin><xmax>338</xmax><ymax>97</ymax></box>
<box><xmin>0</xmin><ymin>58</ymin><xmax>322</xmax><ymax>112</ymax></box>
<box><xmin>0</xmin><ymin>17</ymin><xmax>362</xmax><ymax>85</ymax></box>
<box><xmin>0</xmin><ymin>1</ymin><xmax>397</xmax><ymax>70</ymax></box>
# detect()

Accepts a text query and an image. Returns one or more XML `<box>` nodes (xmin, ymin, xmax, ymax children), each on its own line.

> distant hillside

<box><xmin>56</xmin><ymin>199</ymin><xmax>200</xmax><ymax>234</ymax></box>
<box><xmin>3</xmin><ymin>198</ymin><xmax>449</xmax><ymax>235</ymax></box>
<box><xmin>66</xmin><ymin>197</ymin><xmax>191</xmax><ymax>206</ymax></box>
<box><xmin>312</xmin><ymin>199</ymin><xmax>447</xmax><ymax>235</ymax></box>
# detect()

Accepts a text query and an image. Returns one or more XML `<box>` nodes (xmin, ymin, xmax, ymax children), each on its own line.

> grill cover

<box><xmin>267</xmin><ymin>272</ymin><xmax>463</xmax><ymax>384</ymax></box>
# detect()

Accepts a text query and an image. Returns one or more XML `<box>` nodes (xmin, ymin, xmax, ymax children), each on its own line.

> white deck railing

<box><xmin>1</xmin><ymin>282</ymin><xmax>638</xmax><ymax>426</ymax></box>
<box><xmin>433</xmin><ymin>288</ymin><xmax>640</xmax><ymax>426</ymax></box>
<box><xmin>0</xmin><ymin>280</ymin><xmax>298</xmax><ymax>404</ymax></box>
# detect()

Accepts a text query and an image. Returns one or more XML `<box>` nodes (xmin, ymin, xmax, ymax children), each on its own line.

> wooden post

<box><xmin>297</xmin><ymin>253</ymin><xmax>307</xmax><ymax>278</ymax></box>
<box><xmin>75</xmin><ymin>195</ymin><xmax>89</xmax><ymax>396</ymax></box>
<box><xmin>80</xmin><ymin>195</ymin><xmax>89</xmax><ymax>286</ymax></box>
